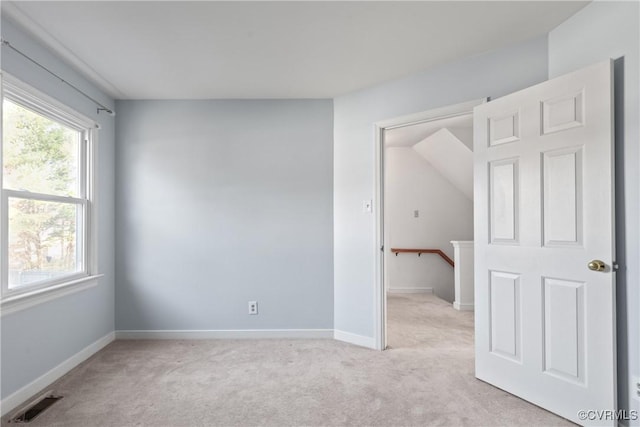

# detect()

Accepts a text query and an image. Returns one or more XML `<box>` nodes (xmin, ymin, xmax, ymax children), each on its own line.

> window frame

<box><xmin>1</xmin><ymin>72</ymin><xmax>100</xmax><ymax>308</ymax></box>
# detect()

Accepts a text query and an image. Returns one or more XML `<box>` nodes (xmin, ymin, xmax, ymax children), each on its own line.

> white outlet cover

<box><xmin>248</xmin><ymin>301</ymin><xmax>258</xmax><ymax>315</ymax></box>
<box><xmin>363</xmin><ymin>199</ymin><xmax>373</xmax><ymax>213</ymax></box>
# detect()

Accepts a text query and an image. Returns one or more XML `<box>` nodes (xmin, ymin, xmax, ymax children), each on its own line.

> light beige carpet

<box><xmin>3</xmin><ymin>293</ymin><xmax>572</xmax><ymax>426</ymax></box>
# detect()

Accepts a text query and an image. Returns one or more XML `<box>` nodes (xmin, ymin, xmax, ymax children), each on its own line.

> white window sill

<box><xmin>1</xmin><ymin>274</ymin><xmax>104</xmax><ymax>316</ymax></box>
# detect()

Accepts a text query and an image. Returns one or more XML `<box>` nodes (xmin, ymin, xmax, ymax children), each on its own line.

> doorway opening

<box><xmin>374</xmin><ymin>98</ymin><xmax>485</xmax><ymax>350</ymax></box>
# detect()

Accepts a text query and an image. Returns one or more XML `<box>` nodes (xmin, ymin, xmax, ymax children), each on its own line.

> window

<box><xmin>1</xmin><ymin>75</ymin><xmax>97</xmax><ymax>302</ymax></box>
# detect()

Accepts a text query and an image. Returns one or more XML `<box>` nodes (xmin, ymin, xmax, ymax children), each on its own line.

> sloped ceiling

<box><xmin>385</xmin><ymin>114</ymin><xmax>473</xmax><ymax>148</ymax></box>
<box><xmin>413</xmin><ymin>128</ymin><xmax>473</xmax><ymax>200</ymax></box>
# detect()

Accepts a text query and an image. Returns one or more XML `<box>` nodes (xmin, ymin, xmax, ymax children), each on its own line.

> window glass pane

<box><xmin>2</xmin><ymin>99</ymin><xmax>81</xmax><ymax>197</ymax></box>
<box><xmin>7</xmin><ymin>197</ymin><xmax>83</xmax><ymax>288</ymax></box>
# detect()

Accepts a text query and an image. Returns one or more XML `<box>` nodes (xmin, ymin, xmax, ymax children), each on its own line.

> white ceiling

<box><xmin>385</xmin><ymin>114</ymin><xmax>473</xmax><ymax>148</ymax></box>
<box><xmin>413</xmin><ymin>127</ymin><xmax>474</xmax><ymax>199</ymax></box>
<box><xmin>2</xmin><ymin>1</ymin><xmax>588</xmax><ymax>100</ymax></box>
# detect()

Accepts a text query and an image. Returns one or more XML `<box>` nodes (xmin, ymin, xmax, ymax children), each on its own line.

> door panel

<box><xmin>542</xmin><ymin>147</ymin><xmax>583</xmax><ymax>246</ymax></box>
<box><xmin>474</xmin><ymin>60</ymin><xmax>615</xmax><ymax>426</ymax></box>
<box><xmin>542</xmin><ymin>277</ymin><xmax>585</xmax><ymax>383</ymax></box>
<box><xmin>489</xmin><ymin>270</ymin><xmax>521</xmax><ymax>361</ymax></box>
<box><xmin>489</xmin><ymin>159</ymin><xmax>519</xmax><ymax>243</ymax></box>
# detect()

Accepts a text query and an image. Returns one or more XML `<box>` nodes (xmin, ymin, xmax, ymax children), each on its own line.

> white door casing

<box><xmin>374</xmin><ymin>98</ymin><xmax>486</xmax><ymax>351</ymax></box>
<box><xmin>474</xmin><ymin>60</ymin><xmax>616</xmax><ymax>425</ymax></box>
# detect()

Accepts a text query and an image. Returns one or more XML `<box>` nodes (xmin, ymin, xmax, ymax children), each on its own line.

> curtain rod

<box><xmin>1</xmin><ymin>38</ymin><xmax>115</xmax><ymax>116</ymax></box>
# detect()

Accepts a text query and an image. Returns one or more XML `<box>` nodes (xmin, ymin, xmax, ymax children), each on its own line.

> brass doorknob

<box><xmin>588</xmin><ymin>260</ymin><xmax>606</xmax><ymax>271</ymax></box>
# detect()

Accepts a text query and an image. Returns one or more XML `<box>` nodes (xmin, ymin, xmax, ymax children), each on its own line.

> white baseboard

<box><xmin>453</xmin><ymin>301</ymin><xmax>474</xmax><ymax>311</ymax></box>
<box><xmin>333</xmin><ymin>329</ymin><xmax>376</xmax><ymax>349</ymax></box>
<box><xmin>115</xmin><ymin>329</ymin><xmax>334</xmax><ymax>340</ymax></box>
<box><xmin>387</xmin><ymin>287</ymin><xmax>434</xmax><ymax>294</ymax></box>
<box><xmin>1</xmin><ymin>331</ymin><xmax>115</xmax><ymax>417</ymax></box>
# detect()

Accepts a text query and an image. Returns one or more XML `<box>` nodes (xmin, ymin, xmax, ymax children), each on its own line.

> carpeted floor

<box><xmin>3</xmin><ymin>293</ymin><xmax>572</xmax><ymax>426</ymax></box>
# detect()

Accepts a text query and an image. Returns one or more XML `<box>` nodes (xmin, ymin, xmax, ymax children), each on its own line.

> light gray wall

<box><xmin>0</xmin><ymin>17</ymin><xmax>116</xmax><ymax>399</ymax></box>
<box><xmin>115</xmin><ymin>100</ymin><xmax>333</xmax><ymax>330</ymax></box>
<box><xmin>549</xmin><ymin>1</ymin><xmax>640</xmax><ymax>420</ymax></box>
<box><xmin>333</xmin><ymin>36</ymin><xmax>549</xmax><ymax>339</ymax></box>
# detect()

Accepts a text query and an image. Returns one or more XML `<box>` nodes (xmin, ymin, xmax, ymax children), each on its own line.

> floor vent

<box><xmin>9</xmin><ymin>394</ymin><xmax>62</xmax><ymax>423</ymax></box>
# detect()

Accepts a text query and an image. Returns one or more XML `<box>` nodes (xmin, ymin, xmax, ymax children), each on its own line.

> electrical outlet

<box><xmin>633</xmin><ymin>376</ymin><xmax>640</xmax><ymax>401</ymax></box>
<box><xmin>248</xmin><ymin>301</ymin><xmax>258</xmax><ymax>315</ymax></box>
<box><xmin>414</xmin><ymin>210</ymin><xmax>419</xmax><ymax>218</ymax></box>
<box><xmin>362</xmin><ymin>200</ymin><xmax>373</xmax><ymax>213</ymax></box>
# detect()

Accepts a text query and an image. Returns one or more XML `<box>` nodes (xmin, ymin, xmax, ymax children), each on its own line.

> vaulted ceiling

<box><xmin>2</xmin><ymin>1</ymin><xmax>589</xmax><ymax>99</ymax></box>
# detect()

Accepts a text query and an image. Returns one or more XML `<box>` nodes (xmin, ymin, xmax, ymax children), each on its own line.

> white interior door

<box><xmin>473</xmin><ymin>60</ymin><xmax>616</xmax><ymax>426</ymax></box>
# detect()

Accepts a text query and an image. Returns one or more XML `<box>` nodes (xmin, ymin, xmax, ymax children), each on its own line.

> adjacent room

<box><xmin>382</xmin><ymin>107</ymin><xmax>475</xmax><ymax>349</ymax></box>
<box><xmin>1</xmin><ymin>1</ymin><xmax>638</xmax><ymax>426</ymax></box>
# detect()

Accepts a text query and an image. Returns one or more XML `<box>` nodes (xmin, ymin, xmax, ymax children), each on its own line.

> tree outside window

<box><xmin>2</xmin><ymin>96</ymin><xmax>87</xmax><ymax>290</ymax></box>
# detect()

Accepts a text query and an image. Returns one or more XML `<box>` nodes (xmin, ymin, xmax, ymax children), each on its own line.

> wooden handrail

<box><xmin>390</xmin><ymin>248</ymin><xmax>454</xmax><ymax>267</ymax></box>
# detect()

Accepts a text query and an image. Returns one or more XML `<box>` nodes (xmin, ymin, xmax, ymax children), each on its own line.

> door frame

<box><xmin>373</xmin><ymin>97</ymin><xmax>486</xmax><ymax>351</ymax></box>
